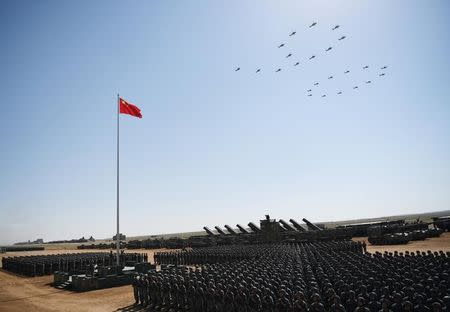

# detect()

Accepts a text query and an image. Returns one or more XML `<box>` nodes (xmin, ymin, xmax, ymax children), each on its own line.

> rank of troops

<box><xmin>132</xmin><ymin>241</ymin><xmax>449</xmax><ymax>311</ymax></box>
<box><xmin>2</xmin><ymin>251</ymin><xmax>147</xmax><ymax>276</ymax></box>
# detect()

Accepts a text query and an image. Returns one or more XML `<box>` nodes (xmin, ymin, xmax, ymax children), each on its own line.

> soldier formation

<box><xmin>132</xmin><ymin>240</ymin><xmax>449</xmax><ymax>311</ymax></box>
<box><xmin>2</xmin><ymin>251</ymin><xmax>147</xmax><ymax>277</ymax></box>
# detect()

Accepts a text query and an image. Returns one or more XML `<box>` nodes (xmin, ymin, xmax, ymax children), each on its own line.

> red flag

<box><xmin>119</xmin><ymin>97</ymin><xmax>142</xmax><ymax>118</ymax></box>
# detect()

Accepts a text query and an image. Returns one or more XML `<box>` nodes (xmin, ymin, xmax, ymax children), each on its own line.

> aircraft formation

<box><xmin>234</xmin><ymin>21</ymin><xmax>389</xmax><ymax>99</ymax></box>
<box><xmin>307</xmin><ymin>64</ymin><xmax>388</xmax><ymax>98</ymax></box>
<box><xmin>234</xmin><ymin>22</ymin><xmax>345</xmax><ymax>74</ymax></box>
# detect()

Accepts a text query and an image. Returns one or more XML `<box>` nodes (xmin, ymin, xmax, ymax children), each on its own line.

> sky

<box><xmin>1</xmin><ymin>0</ymin><xmax>450</xmax><ymax>245</ymax></box>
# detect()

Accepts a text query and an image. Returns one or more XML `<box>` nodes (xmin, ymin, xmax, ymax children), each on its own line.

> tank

<box><xmin>188</xmin><ymin>236</ymin><xmax>216</xmax><ymax>248</ymax></box>
<box><xmin>426</xmin><ymin>228</ymin><xmax>444</xmax><ymax>238</ymax></box>
<box><xmin>214</xmin><ymin>226</ymin><xmax>227</xmax><ymax>235</ymax></box>
<box><xmin>203</xmin><ymin>227</ymin><xmax>215</xmax><ymax>236</ymax></box>
<box><xmin>224</xmin><ymin>225</ymin><xmax>237</xmax><ymax>235</ymax></box>
<box><xmin>409</xmin><ymin>230</ymin><xmax>428</xmax><ymax>241</ymax></box>
<box><xmin>302</xmin><ymin>218</ymin><xmax>322</xmax><ymax>231</ymax></box>
<box><xmin>368</xmin><ymin>233</ymin><xmax>410</xmax><ymax>245</ymax></box>
<box><xmin>279</xmin><ymin>219</ymin><xmax>296</xmax><ymax>231</ymax></box>
<box><xmin>236</xmin><ymin>224</ymin><xmax>249</xmax><ymax>234</ymax></box>
<box><xmin>289</xmin><ymin>219</ymin><xmax>307</xmax><ymax>232</ymax></box>
<box><xmin>164</xmin><ymin>237</ymin><xmax>185</xmax><ymax>249</ymax></box>
<box><xmin>433</xmin><ymin>216</ymin><xmax>450</xmax><ymax>231</ymax></box>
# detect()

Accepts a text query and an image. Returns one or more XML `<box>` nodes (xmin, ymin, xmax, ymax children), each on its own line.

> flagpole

<box><xmin>116</xmin><ymin>93</ymin><xmax>120</xmax><ymax>266</ymax></box>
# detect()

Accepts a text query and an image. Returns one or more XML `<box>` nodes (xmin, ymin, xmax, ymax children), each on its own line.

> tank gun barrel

<box><xmin>289</xmin><ymin>219</ymin><xmax>307</xmax><ymax>232</ymax></box>
<box><xmin>236</xmin><ymin>224</ymin><xmax>249</xmax><ymax>234</ymax></box>
<box><xmin>224</xmin><ymin>225</ymin><xmax>237</xmax><ymax>235</ymax></box>
<box><xmin>279</xmin><ymin>219</ymin><xmax>296</xmax><ymax>231</ymax></box>
<box><xmin>214</xmin><ymin>226</ymin><xmax>227</xmax><ymax>235</ymax></box>
<box><xmin>248</xmin><ymin>222</ymin><xmax>261</xmax><ymax>232</ymax></box>
<box><xmin>302</xmin><ymin>218</ymin><xmax>322</xmax><ymax>231</ymax></box>
<box><xmin>203</xmin><ymin>227</ymin><xmax>215</xmax><ymax>236</ymax></box>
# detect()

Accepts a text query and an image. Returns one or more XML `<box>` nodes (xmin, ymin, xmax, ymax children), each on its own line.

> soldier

<box><xmin>367</xmin><ymin>292</ymin><xmax>380</xmax><ymax>311</ymax></box>
<box><xmin>225</xmin><ymin>290</ymin><xmax>236</xmax><ymax>312</ymax></box>
<box><xmin>431</xmin><ymin>302</ymin><xmax>443</xmax><ymax>312</ymax></box>
<box><xmin>345</xmin><ymin>290</ymin><xmax>357</xmax><ymax>312</ymax></box>
<box><xmin>330</xmin><ymin>295</ymin><xmax>346</xmax><ymax>312</ymax></box>
<box><xmin>138</xmin><ymin>274</ymin><xmax>146</xmax><ymax>306</ymax></box>
<box><xmin>355</xmin><ymin>297</ymin><xmax>370</xmax><ymax>312</ymax></box>
<box><xmin>142</xmin><ymin>275</ymin><xmax>149</xmax><ymax>306</ymax></box>
<box><xmin>179</xmin><ymin>284</ymin><xmax>187</xmax><ymax>310</ymax></box>
<box><xmin>443</xmin><ymin>296</ymin><xmax>450</xmax><ymax>311</ymax></box>
<box><xmin>262</xmin><ymin>292</ymin><xmax>275</xmax><ymax>312</ymax></box>
<box><xmin>132</xmin><ymin>275</ymin><xmax>140</xmax><ymax>305</ymax></box>
<box><xmin>196</xmin><ymin>285</ymin><xmax>206</xmax><ymax>311</ymax></box>
<box><xmin>403</xmin><ymin>301</ymin><xmax>414</xmax><ymax>312</ymax></box>
<box><xmin>380</xmin><ymin>298</ymin><xmax>392</xmax><ymax>312</ymax></box>
<box><xmin>415</xmin><ymin>294</ymin><xmax>431</xmax><ymax>312</ymax></box>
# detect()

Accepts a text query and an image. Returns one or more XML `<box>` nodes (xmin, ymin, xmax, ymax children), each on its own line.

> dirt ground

<box><xmin>1</xmin><ymin>234</ymin><xmax>449</xmax><ymax>312</ymax></box>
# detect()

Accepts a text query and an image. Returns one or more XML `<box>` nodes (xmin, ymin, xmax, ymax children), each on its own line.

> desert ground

<box><xmin>1</xmin><ymin>234</ymin><xmax>449</xmax><ymax>312</ymax></box>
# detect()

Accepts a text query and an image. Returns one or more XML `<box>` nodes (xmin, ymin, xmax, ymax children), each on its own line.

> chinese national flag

<box><xmin>119</xmin><ymin>97</ymin><xmax>142</xmax><ymax>118</ymax></box>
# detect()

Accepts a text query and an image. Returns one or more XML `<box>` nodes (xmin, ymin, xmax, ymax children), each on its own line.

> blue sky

<box><xmin>1</xmin><ymin>0</ymin><xmax>449</xmax><ymax>244</ymax></box>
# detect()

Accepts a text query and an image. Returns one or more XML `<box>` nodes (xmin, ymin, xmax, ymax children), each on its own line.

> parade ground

<box><xmin>0</xmin><ymin>234</ymin><xmax>449</xmax><ymax>312</ymax></box>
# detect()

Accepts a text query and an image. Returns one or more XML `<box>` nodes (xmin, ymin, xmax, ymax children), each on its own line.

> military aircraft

<box><xmin>321</xmin><ymin>94</ymin><xmax>326</xmax><ymax>97</ymax></box>
<box><xmin>278</xmin><ymin>43</ymin><xmax>285</xmax><ymax>48</ymax></box>
<box><xmin>363</xmin><ymin>65</ymin><xmax>369</xmax><ymax>69</ymax></box>
<box><xmin>276</xmin><ymin>68</ymin><xmax>281</xmax><ymax>72</ymax></box>
<box><xmin>325</xmin><ymin>47</ymin><xmax>333</xmax><ymax>52</ymax></box>
<box><xmin>294</xmin><ymin>62</ymin><xmax>300</xmax><ymax>66</ymax></box>
<box><xmin>337</xmin><ymin>91</ymin><xmax>343</xmax><ymax>95</ymax></box>
<box><xmin>381</xmin><ymin>66</ymin><xmax>388</xmax><ymax>69</ymax></box>
<box><xmin>338</xmin><ymin>36</ymin><xmax>346</xmax><ymax>40</ymax></box>
<box><xmin>286</xmin><ymin>53</ymin><xmax>292</xmax><ymax>58</ymax></box>
<box><xmin>366</xmin><ymin>80</ymin><xmax>372</xmax><ymax>84</ymax></box>
<box><xmin>379</xmin><ymin>73</ymin><xmax>386</xmax><ymax>76</ymax></box>
<box><xmin>307</xmin><ymin>89</ymin><xmax>312</xmax><ymax>92</ymax></box>
<box><xmin>344</xmin><ymin>70</ymin><xmax>350</xmax><ymax>74</ymax></box>
<box><xmin>309</xmin><ymin>22</ymin><xmax>317</xmax><ymax>28</ymax></box>
<box><xmin>332</xmin><ymin>25</ymin><xmax>340</xmax><ymax>30</ymax></box>
<box><xmin>235</xmin><ymin>67</ymin><xmax>240</xmax><ymax>72</ymax></box>
<box><xmin>309</xmin><ymin>55</ymin><xmax>316</xmax><ymax>60</ymax></box>
<box><xmin>328</xmin><ymin>76</ymin><xmax>333</xmax><ymax>79</ymax></box>
<box><xmin>353</xmin><ymin>86</ymin><xmax>359</xmax><ymax>89</ymax></box>
<box><xmin>256</xmin><ymin>69</ymin><xmax>261</xmax><ymax>73</ymax></box>
<box><xmin>289</xmin><ymin>31</ymin><xmax>296</xmax><ymax>36</ymax></box>
<box><xmin>314</xmin><ymin>82</ymin><xmax>319</xmax><ymax>86</ymax></box>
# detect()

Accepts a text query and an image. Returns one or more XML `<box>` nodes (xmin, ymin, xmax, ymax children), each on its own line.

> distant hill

<box><xmin>320</xmin><ymin>210</ymin><xmax>450</xmax><ymax>228</ymax></box>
